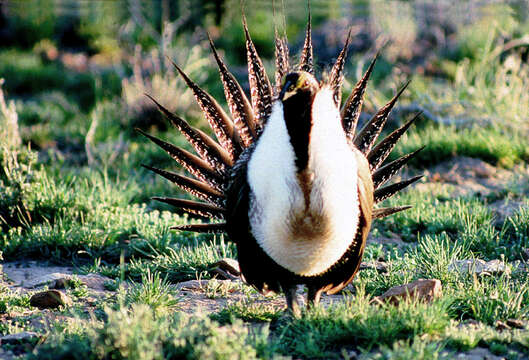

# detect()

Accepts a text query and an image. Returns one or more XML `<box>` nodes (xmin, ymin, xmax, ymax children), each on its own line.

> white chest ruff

<box><xmin>247</xmin><ymin>88</ymin><xmax>360</xmax><ymax>277</ymax></box>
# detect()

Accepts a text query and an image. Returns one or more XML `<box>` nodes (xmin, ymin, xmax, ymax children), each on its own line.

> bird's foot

<box><xmin>285</xmin><ymin>286</ymin><xmax>302</xmax><ymax>318</ymax></box>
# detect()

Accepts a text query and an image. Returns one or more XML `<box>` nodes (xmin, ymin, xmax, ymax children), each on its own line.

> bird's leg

<box><xmin>284</xmin><ymin>286</ymin><xmax>301</xmax><ymax>318</ymax></box>
<box><xmin>307</xmin><ymin>287</ymin><xmax>323</xmax><ymax>308</ymax></box>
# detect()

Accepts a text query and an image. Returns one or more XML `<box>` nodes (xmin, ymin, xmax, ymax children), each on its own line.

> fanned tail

<box><xmin>142</xmin><ymin>13</ymin><xmax>422</xmax><ymax>233</ymax></box>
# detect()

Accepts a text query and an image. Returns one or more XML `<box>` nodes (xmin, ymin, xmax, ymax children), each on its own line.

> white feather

<box><xmin>247</xmin><ymin>87</ymin><xmax>359</xmax><ymax>276</ymax></box>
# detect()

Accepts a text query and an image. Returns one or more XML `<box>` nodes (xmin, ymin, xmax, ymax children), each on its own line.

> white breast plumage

<box><xmin>247</xmin><ymin>87</ymin><xmax>359</xmax><ymax>277</ymax></box>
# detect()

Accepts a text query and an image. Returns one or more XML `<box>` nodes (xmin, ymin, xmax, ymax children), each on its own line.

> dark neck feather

<box><xmin>282</xmin><ymin>91</ymin><xmax>314</xmax><ymax>172</ymax></box>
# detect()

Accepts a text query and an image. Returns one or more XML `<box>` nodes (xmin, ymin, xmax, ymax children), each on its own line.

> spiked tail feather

<box><xmin>153</xmin><ymin>197</ymin><xmax>226</xmax><ymax>219</ymax></box>
<box><xmin>367</xmin><ymin>112</ymin><xmax>422</xmax><ymax>171</ymax></box>
<box><xmin>354</xmin><ymin>81</ymin><xmax>410</xmax><ymax>154</ymax></box>
<box><xmin>274</xmin><ymin>30</ymin><xmax>290</xmax><ymax>95</ymax></box>
<box><xmin>329</xmin><ymin>28</ymin><xmax>352</xmax><ymax>106</ymax></box>
<box><xmin>146</xmin><ymin>95</ymin><xmax>232</xmax><ymax>169</ymax></box>
<box><xmin>208</xmin><ymin>35</ymin><xmax>256</xmax><ymax>147</ymax></box>
<box><xmin>372</xmin><ymin>147</ymin><xmax>424</xmax><ymax>189</ymax></box>
<box><xmin>243</xmin><ymin>15</ymin><xmax>273</xmax><ymax>133</ymax></box>
<box><xmin>171</xmin><ymin>223</ymin><xmax>227</xmax><ymax>233</ymax></box>
<box><xmin>142</xmin><ymin>165</ymin><xmax>224</xmax><ymax>206</ymax></box>
<box><xmin>171</xmin><ymin>60</ymin><xmax>242</xmax><ymax>160</ymax></box>
<box><xmin>341</xmin><ymin>55</ymin><xmax>377</xmax><ymax>139</ymax></box>
<box><xmin>374</xmin><ymin>175</ymin><xmax>423</xmax><ymax>203</ymax></box>
<box><xmin>372</xmin><ymin>205</ymin><xmax>412</xmax><ymax>219</ymax></box>
<box><xmin>299</xmin><ymin>9</ymin><xmax>313</xmax><ymax>74</ymax></box>
<box><xmin>138</xmin><ymin>129</ymin><xmax>225</xmax><ymax>190</ymax></box>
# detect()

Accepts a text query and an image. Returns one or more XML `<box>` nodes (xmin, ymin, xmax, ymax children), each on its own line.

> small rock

<box><xmin>448</xmin><ymin>259</ymin><xmax>507</xmax><ymax>276</ymax></box>
<box><xmin>374</xmin><ymin>279</ymin><xmax>442</xmax><ymax>305</ymax></box>
<box><xmin>78</xmin><ymin>274</ymin><xmax>111</xmax><ymax>291</ymax></box>
<box><xmin>30</xmin><ymin>290</ymin><xmax>71</xmax><ymax>309</ymax></box>
<box><xmin>0</xmin><ymin>331</ymin><xmax>39</xmax><ymax>344</ymax></box>
<box><xmin>50</xmin><ymin>278</ymin><xmax>69</xmax><ymax>289</ymax></box>
<box><xmin>359</xmin><ymin>260</ymin><xmax>388</xmax><ymax>273</ymax></box>
<box><xmin>506</xmin><ymin>318</ymin><xmax>525</xmax><ymax>329</ymax></box>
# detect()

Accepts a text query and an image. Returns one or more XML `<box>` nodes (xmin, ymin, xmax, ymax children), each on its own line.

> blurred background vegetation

<box><xmin>0</xmin><ymin>0</ymin><xmax>528</xmax><ymax>261</ymax></box>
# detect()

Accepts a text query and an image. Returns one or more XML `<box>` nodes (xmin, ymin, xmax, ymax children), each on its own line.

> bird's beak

<box><xmin>279</xmin><ymin>80</ymin><xmax>295</xmax><ymax>102</ymax></box>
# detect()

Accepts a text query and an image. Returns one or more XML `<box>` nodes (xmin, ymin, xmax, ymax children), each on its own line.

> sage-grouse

<box><xmin>140</xmin><ymin>14</ymin><xmax>423</xmax><ymax>316</ymax></box>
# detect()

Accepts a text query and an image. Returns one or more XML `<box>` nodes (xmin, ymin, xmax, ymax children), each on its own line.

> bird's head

<box><xmin>279</xmin><ymin>71</ymin><xmax>319</xmax><ymax>103</ymax></box>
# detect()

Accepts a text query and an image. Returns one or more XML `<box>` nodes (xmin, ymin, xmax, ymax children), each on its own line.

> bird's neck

<box><xmin>282</xmin><ymin>93</ymin><xmax>314</xmax><ymax>172</ymax></box>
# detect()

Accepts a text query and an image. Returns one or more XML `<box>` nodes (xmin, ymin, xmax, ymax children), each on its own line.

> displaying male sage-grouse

<box><xmin>140</xmin><ymin>14</ymin><xmax>423</xmax><ymax>316</ymax></box>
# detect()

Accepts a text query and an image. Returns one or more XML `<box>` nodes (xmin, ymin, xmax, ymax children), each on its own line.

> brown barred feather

<box><xmin>137</xmin><ymin>129</ymin><xmax>225</xmax><ymax>190</ymax></box>
<box><xmin>372</xmin><ymin>147</ymin><xmax>424</xmax><ymax>189</ymax></box>
<box><xmin>152</xmin><ymin>197</ymin><xmax>226</xmax><ymax>219</ymax></box>
<box><xmin>243</xmin><ymin>16</ymin><xmax>273</xmax><ymax>133</ymax></box>
<box><xmin>372</xmin><ymin>205</ymin><xmax>412</xmax><ymax>219</ymax></box>
<box><xmin>341</xmin><ymin>55</ymin><xmax>377</xmax><ymax>139</ymax></box>
<box><xmin>274</xmin><ymin>30</ymin><xmax>290</xmax><ymax>95</ymax></box>
<box><xmin>171</xmin><ymin>60</ymin><xmax>241</xmax><ymax>160</ymax></box>
<box><xmin>299</xmin><ymin>11</ymin><xmax>313</xmax><ymax>74</ymax></box>
<box><xmin>146</xmin><ymin>95</ymin><xmax>232</xmax><ymax>169</ymax></box>
<box><xmin>208</xmin><ymin>35</ymin><xmax>257</xmax><ymax>147</ymax></box>
<box><xmin>367</xmin><ymin>112</ymin><xmax>422</xmax><ymax>171</ymax></box>
<box><xmin>171</xmin><ymin>223</ymin><xmax>227</xmax><ymax>233</ymax></box>
<box><xmin>354</xmin><ymin>81</ymin><xmax>411</xmax><ymax>154</ymax></box>
<box><xmin>142</xmin><ymin>165</ymin><xmax>225</xmax><ymax>206</ymax></box>
<box><xmin>374</xmin><ymin>175</ymin><xmax>423</xmax><ymax>203</ymax></box>
<box><xmin>329</xmin><ymin>27</ymin><xmax>352</xmax><ymax>106</ymax></box>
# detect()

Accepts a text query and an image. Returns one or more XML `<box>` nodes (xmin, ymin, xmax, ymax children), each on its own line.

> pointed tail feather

<box><xmin>341</xmin><ymin>55</ymin><xmax>377</xmax><ymax>139</ymax></box>
<box><xmin>243</xmin><ymin>16</ymin><xmax>273</xmax><ymax>133</ymax></box>
<box><xmin>372</xmin><ymin>147</ymin><xmax>424</xmax><ymax>189</ymax></box>
<box><xmin>208</xmin><ymin>35</ymin><xmax>257</xmax><ymax>147</ymax></box>
<box><xmin>329</xmin><ymin>28</ymin><xmax>352</xmax><ymax>106</ymax></box>
<box><xmin>138</xmin><ymin>129</ymin><xmax>225</xmax><ymax>190</ymax></box>
<box><xmin>374</xmin><ymin>175</ymin><xmax>423</xmax><ymax>203</ymax></box>
<box><xmin>153</xmin><ymin>197</ymin><xmax>226</xmax><ymax>219</ymax></box>
<box><xmin>274</xmin><ymin>30</ymin><xmax>289</xmax><ymax>95</ymax></box>
<box><xmin>372</xmin><ymin>205</ymin><xmax>412</xmax><ymax>219</ymax></box>
<box><xmin>146</xmin><ymin>95</ymin><xmax>232</xmax><ymax>168</ymax></box>
<box><xmin>142</xmin><ymin>165</ymin><xmax>225</xmax><ymax>206</ymax></box>
<box><xmin>354</xmin><ymin>81</ymin><xmax>410</xmax><ymax>154</ymax></box>
<box><xmin>171</xmin><ymin>223</ymin><xmax>226</xmax><ymax>233</ymax></box>
<box><xmin>171</xmin><ymin>60</ymin><xmax>241</xmax><ymax>160</ymax></box>
<box><xmin>367</xmin><ymin>112</ymin><xmax>422</xmax><ymax>171</ymax></box>
<box><xmin>299</xmin><ymin>9</ymin><xmax>313</xmax><ymax>74</ymax></box>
